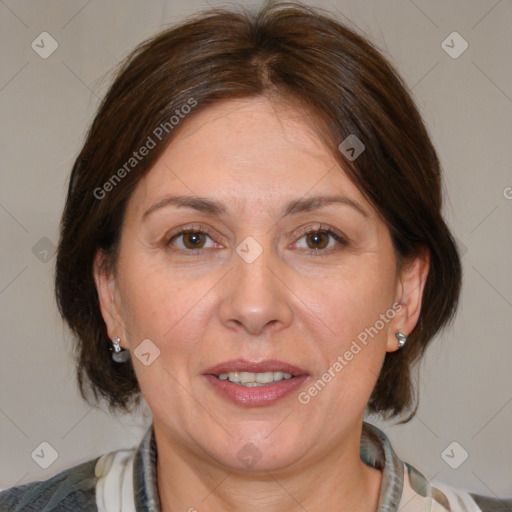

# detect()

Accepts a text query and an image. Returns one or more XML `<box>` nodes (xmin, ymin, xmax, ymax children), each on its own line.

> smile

<box><xmin>216</xmin><ymin>371</ymin><xmax>294</xmax><ymax>387</ymax></box>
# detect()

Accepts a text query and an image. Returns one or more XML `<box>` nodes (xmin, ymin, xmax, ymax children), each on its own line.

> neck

<box><xmin>155</xmin><ymin>422</ymin><xmax>382</xmax><ymax>512</ymax></box>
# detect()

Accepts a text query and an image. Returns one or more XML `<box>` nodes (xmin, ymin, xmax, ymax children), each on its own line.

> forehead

<box><xmin>127</xmin><ymin>96</ymin><xmax>373</xmax><ymax>219</ymax></box>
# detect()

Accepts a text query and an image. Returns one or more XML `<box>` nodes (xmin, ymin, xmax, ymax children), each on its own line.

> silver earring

<box><xmin>111</xmin><ymin>336</ymin><xmax>130</xmax><ymax>363</ymax></box>
<box><xmin>395</xmin><ymin>332</ymin><xmax>408</xmax><ymax>349</ymax></box>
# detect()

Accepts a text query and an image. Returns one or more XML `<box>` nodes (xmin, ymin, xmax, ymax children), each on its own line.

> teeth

<box><xmin>240</xmin><ymin>371</ymin><xmax>256</xmax><ymax>383</ymax></box>
<box><xmin>216</xmin><ymin>371</ymin><xmax>293</xmax><ymax>386</ymax></box>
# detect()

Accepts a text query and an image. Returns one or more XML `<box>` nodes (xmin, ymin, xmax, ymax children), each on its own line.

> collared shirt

<box><xmin>1</xmin><ymin>422</ymin><xmax>509</xmax><ymax>511</ymax></box>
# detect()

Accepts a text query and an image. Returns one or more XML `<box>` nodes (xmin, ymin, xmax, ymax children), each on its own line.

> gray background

<box><xmin>1</xmin><ymin>0</ymin><xmax>511</xmax><ymax>498</ymax></box>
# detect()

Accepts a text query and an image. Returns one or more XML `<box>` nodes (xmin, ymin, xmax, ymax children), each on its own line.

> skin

<box><xmin>95</xmin><ymin>96</ymin><xmax>429</xmax><ymax>512</ymax></box>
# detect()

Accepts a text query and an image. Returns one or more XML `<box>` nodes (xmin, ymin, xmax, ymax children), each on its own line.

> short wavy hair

<box><xmin>55</xmin><ymin>1</ymin><xmax>462</xmax><ymax>419</ymax></box>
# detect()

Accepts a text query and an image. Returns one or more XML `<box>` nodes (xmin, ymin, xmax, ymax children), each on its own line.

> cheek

<box><xmin>118</xmin><ymin>259</ymin><xmax>215</xmax><ymax>352</ymax></box>
<box><xmin>293</xmin><ymin>255</ymin><xmax>396</xmax><ymax>409</ymax></box>
<box><xmin>298</xmin><ymin>259</ymin><xmax>396</xmax><ymax>343</ymax></box>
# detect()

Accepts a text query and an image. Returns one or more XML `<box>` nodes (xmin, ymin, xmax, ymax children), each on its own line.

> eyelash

<box><xmin>165</xmin><ymin>224</ymin><xmax>347</xmax><ymax>256</ymax></box>
<box><xmin>294</xmin><ymin>224</ymin><xmax>347</xmax><ymax>256</ymax></box>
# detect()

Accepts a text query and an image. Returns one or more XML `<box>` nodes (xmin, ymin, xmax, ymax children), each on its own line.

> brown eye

<box><xmin>305</xmin><ymin>230</ymin><xmax>330</xmax><ymax>249</ymax></box>
<box><xmin>294</xmin><ymin>227</ymin><xmax>346</xmax><ymax>254</ymax></box>
<box><xmin>182</xmin><ymin>231</ymin><xmax>206</xmax><ymax>249</ymax></box>
<box><xmin>168</xmin><ymin>229</ymin><xmax>216</xmax><ymax>251</ymax></box>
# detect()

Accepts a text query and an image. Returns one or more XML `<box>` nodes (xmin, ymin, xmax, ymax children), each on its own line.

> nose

<box><xmin>218</xmin><ymin>247</ymin><xmax>294</xmax><ymax>336</ymax></box>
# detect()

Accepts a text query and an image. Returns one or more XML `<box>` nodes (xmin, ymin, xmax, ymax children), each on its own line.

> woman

<box><xmin>0</xmin><ymin>2</ymin><xmax>509</xmax><ymax>511</ymax></box>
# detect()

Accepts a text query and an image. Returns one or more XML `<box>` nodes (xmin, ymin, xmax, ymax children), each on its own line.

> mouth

<box><xmin>203</xmin><ymin>359</ymin><xmax>309</xmax><ymax>404</ymax></box>
<box><xmin>203</xmin><ymin>359</ymin><xmax>309</xmax><ymax>407</ymax></box>
<box><xmin>204</xmin><ymin>359</ymin><xmax>308</xmax><ymax>383</ymax></box>
<box><xmin>215</xmin><ymin>370</ymin><xmax>294</xmax><ymax>387</ymax></box>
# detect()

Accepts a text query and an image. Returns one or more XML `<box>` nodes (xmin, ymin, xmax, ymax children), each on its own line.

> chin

<box><xmin>202</xmin><ymin>428</ymin><xmax>308</xmax><ymax>474</ymax></box>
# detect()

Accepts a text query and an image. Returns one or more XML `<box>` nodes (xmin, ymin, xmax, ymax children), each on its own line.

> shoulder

<box><xmin>361</xmin><ymin>423</ymin><xmax>512</xmax><ymax>512</ymax></box>
<box><xmin>403</xmin><ymin>462</ymin><xmax>512</xmax><ymax>512</ymax></box>
<box><xmin>0</xmin><ymin>457</ymin><xmax>99</xmax><ymax>512</ymax></box>
<box><xmin>468</xmin><ymin>493</ymin><xmax>512</xmax><ymax>512</ymax></box>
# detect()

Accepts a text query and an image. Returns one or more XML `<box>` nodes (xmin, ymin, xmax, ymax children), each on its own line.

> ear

<box><xmin>93</xmin><ymin>249</ymin><xmax>128</xmax><ymax>348</ymax></box>
<box><xmin>386</xmin><ymin>247</ymin><xmax>430</xmax><ymax>352</ymax></box>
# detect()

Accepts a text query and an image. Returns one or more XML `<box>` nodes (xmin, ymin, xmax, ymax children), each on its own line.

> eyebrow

<box><xmin>142</xmin><ymin>194</ymin><xmax>369</xmax><ymax>221</ymax></box>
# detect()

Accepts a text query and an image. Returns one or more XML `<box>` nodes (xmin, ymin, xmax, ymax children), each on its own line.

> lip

<box><xmin>203</xmin><ymin>358</ymin><xmax>309</xmax><ymax>377</ymax></box>
<box><xmin>203</xmin><ymin>359</ymin><xmax>310</xmax><ymax>407</ymax></box>
<box><xmin>204</xmin><ymin>374</ymin><xmax>309</xmax><ymax>407</ymax></box>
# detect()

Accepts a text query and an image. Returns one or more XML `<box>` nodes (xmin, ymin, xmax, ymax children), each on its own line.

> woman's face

<box><xmin>96</xmin><ymin>96</ymin><xmax>426</xmax><ymax>472</ymax></box>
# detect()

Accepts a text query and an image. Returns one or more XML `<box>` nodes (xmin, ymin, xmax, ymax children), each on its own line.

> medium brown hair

<box><xmin>55</xmin><ymin>1</ymin><xmax>462</xmax><ymax>419</ymax></box>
